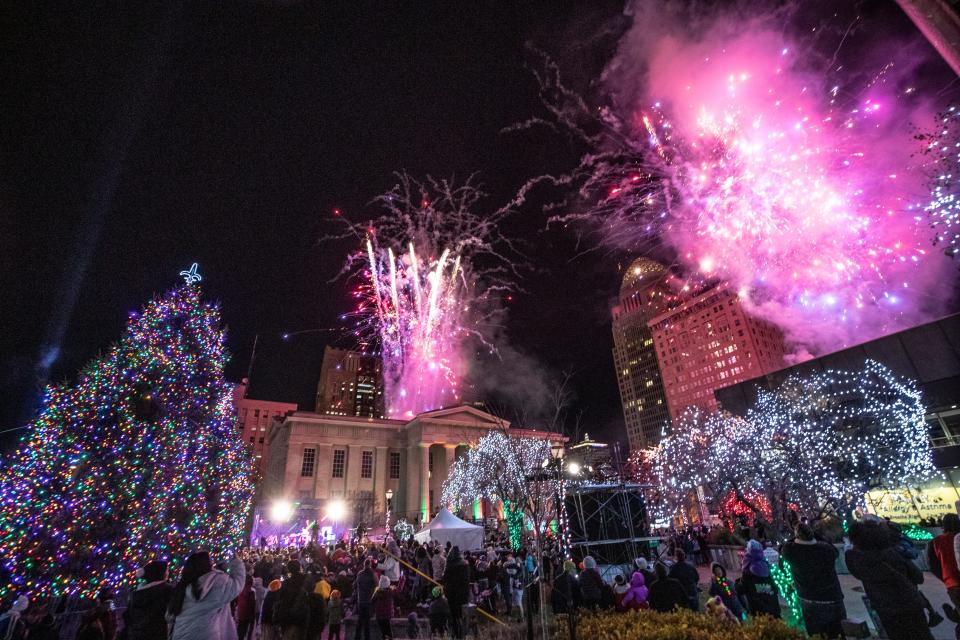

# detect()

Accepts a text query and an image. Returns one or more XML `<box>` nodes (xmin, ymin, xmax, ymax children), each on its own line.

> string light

<box><xmin>441</xmin><ymin>431</ymin><xmax>555</xmax><ymax>551</ymax></box>
<box><xmin>0</xmin><ymin>284</ymin><xmax>255</xmax><ymax>599</ymax></box>
<box><xmin>770</xmin><ymin>560</ymin><xmax>803</xmax><ymax>629</ymax></box>
<box><xmin>918</xmin><ymin>105</ymin><xmax>960</xmax><ymax>257</ymax></box>
<box><xmin>652</xmin><ymin>360</ymin><xmax>935</xmax><ymax>528</ymax></box>
<box><xmin>393</xmin><ymin>518</ymin><xmax>415</xmax><ymax>542</ymax></box>
<box><xmin>902</xmin><ymin>523</ymin><xmax>934</xmax><ymax>541</ymax></box>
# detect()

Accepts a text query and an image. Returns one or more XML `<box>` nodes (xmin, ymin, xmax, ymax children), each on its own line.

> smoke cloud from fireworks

<box><xmin>538</xmin><ymin>1</ymin><xmax>958</xmax><ymax>354</ymax></box>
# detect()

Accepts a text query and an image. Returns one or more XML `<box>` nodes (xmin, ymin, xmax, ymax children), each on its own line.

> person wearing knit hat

<box><xmin>429</xmin><ymin>584</ymin><xmax>450</xmax><ymax>637</ymax></box>
<box><xmin>669</xmin><ymin>549</ymin><xmax>701</xmax><ymax>612</ymax></box>
<box><xmin>738</xmin><ymin>540</ymin><xmax>781</xmax><ymax>619</ymax></box>
<box><xmin>382</xmin><ymin>540</ymin><xmax>401</xmax><ymax>584</ymax></box>
<box><xmin>634</xmin><ymin>557</ymin><xmax>656</xmax><ymax>587</ymax></box>
<box><xmin>274</xmin><ymin>559</ymin><xmax>309</xmax><ymax>637</ymax></box>
<box><xmin>612</xmin><ymin>574</ymin><xmax>630</xmax><ymax>611</ymax></box>
<box><xmin>406</xmin><ymin>612</ymin><xmax>419</xmax><ymax>639</ymax></box>
<box><xmin>579</xmin><ymin>555</ymin><xmax>604</xmax><ymax>609</ymax></box>
<box><xmin>372</xmin><ymin>575</ymin><xmax>396</xmax><ymax>639</ymax></box>
<box><xmin>327</xmin><ymin>590</ymin><xmax>344</xmax><ymax>640</ymax></box>
<box><xmin>143</xmin><ymin>560</ymin><xmax>168</xmax><ymax>584</ymax></box>
<box><xmin>551</xmin><ymin>559</ymin><xmax>580</xmax><ymax>614</ymax></box>
<box><xmin>708</xmin><ymin>563</ymin><xmax>744</xmax><ymax>621</ymax></box>
<box><xmin>741</xmin><ymin>540</ymin><xmax>770</xmax><ymax>578</ymax></box>
<box><xmin>621</xmin><ymin>571</ymin><xmax>650</xmax><ymax>610</ymax></box>
<box><xmin>313</xmin><ymin>572</ymin><xmax>332</xmax><ymax>599</ymax></box>
<box><xmin>121</xmin><ymin>561</ymin><xmax>172</xmax><ymax>640</ymax></box>
<box><xmin>261</xmin><ymin>580</ymin><xmax>283</xmax><ymax>640</ymax></box>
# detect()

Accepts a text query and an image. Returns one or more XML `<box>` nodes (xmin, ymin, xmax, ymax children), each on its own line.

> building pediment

<box><xmin>412</xmin><ymin>405</ymin><xmax>510</xmax><ymax>428</ymax></box>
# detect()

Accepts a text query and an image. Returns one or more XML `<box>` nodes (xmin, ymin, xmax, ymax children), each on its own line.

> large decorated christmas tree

<box><xmin>0</xmin><ymin>277</ymin><xmax>254</xmax><ymax>598</ymax></box>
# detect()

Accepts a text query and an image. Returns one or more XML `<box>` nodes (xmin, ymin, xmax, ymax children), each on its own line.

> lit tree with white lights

<box><xmin>442</xmin><ymin>430</ymin><xmax>553</xmax><ymax>550</ymax></box>
<box><xmin>653</xmin><ymin>360</ymin><xmax>936</xmax><ymax>535</ymax></box>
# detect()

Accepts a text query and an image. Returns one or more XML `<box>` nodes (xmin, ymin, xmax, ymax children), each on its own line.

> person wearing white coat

<box><xmin>168</xmin><ymin>551</ymin><xmax>245</xmax><ymax>640</ymax></box>
<box><xmin>381</xmin><ymin>540</ymin><xmax>402</xmax><ymax>584</ymax></box>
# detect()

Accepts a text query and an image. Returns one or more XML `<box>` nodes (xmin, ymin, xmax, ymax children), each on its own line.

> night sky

<box><xmin>1</xmin><ymin>1</ymin><xmax>634</xmax><ymax>449</ymax></box>
<box><xmin>3</xmin><ymin>1</ymin><xmax>954</xmax><ymax>452</ymax></box>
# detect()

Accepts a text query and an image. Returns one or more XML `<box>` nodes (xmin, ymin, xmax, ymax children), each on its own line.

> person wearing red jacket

<box><xmin>372</xmin><ymin>575</ymin><xmax>396</xmax><ymax>640</ymax></box>
<box><xmin>234</xmin><ymin>575</ymin><xmax>256</xmax><ymax>640</ymax></box>
<box><xmin>928</xmin><ymin>512</ymin><xmax>960</xmax><ymax>635</ymax></box>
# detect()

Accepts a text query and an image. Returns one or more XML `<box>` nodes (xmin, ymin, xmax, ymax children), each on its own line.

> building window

<box><xmin>301</xmin><ymin>448</ymin><xmax>316</xmax><ymax>477</ymax></box>
<box><xmin>428</xmin><ymin>450</ymin><xmax>434</xmax><ymax>472</ymax></box>
<box><xmin>258</xmin><ymin>437</ymin><xmax>264</xmax><ymax>444</ymax></box>
<box><xmin>332</xmin><ymin>449</ymin><xmax>346</xmax><ymax>478</ymax></box>
<box><xmin>361</xmin><ymin>451</ymin><xmax>373</xmax><ymax>479</ymax></box>
<box><xmin>390</xmin><ymin>452</ymin><xmax>401</xmax><ymax>479</ymax></box>
<box><xmin>254</xmin><ymin>409</ymin><xmax>260</xmax><ymax>417</ymax></box>
<box><xmin>249</xmin><ymin>436</ymin><xmax>254</xmax><ymax>443</ymax></box>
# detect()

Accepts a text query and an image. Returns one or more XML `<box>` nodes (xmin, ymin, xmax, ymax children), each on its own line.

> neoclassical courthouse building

<box><xmin>261</xmin><ymin>405</ymin><xmax>560</xmax><ymax>533</ymax></box>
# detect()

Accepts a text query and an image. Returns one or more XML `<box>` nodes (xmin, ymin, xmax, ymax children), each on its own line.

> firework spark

<box><xmin>918</xmin><ymin>105</ymin><xmax>960</xmax><ymax>257</ymax></box>
<box><xmin>330</xmin><ymin>173</ymin><xmax>516</xmax><ymax>417</ymax></box>
<box><xmin>518</xmin><ymin>4</ymin><xmax>957</xmax><ymax>353</ymax></box>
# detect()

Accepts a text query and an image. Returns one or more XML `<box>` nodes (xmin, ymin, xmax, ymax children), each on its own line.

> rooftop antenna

<box><xmin>244</xmin><ymin>334</ymin><xmax>259</xmax><ymax>398</ymax></box>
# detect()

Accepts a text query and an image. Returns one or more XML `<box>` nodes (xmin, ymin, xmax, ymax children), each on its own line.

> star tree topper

<box><xmin>180</xmin><ymin>263</ymin><xmax>202</xmax><ymax>285</ymax></box>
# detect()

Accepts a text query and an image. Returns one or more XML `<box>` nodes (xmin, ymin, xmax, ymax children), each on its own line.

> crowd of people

<box><xmin>2</xmin><ymin>513</ymin><xmax>960</xmax><ymax>640</ymax></box>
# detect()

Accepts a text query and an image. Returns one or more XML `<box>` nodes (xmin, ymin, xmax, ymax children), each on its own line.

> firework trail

<box><xmin>330</xmin><ymin>173</ymin><xmax>517</xmax><ymax>417</ymax></box>
<box><xmin>517</xmin><ymin>2</ymin><xmax>958</xmax><ymax>354</ymax></box>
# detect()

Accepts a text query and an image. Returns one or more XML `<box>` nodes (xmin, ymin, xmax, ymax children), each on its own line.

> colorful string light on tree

<box><xmin>770</xmin><ymin>560</ymin><xmax>804</xmax><ymax>630</ymax></box>
<box><xmin>0</xmin><ymin>283</ymin><xmax>254</xmax><ymax>599</ymax></box>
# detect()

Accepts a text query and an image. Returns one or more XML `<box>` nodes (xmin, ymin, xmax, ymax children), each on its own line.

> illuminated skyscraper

<box><xmin>611</xmin><ymin>258</ymin><xmax>680</xmax><ymax>450</ymax></box>
<box><xmin>315</xmin><ymin>346</ymin><xmax>385</xmax><ymax>418</ymax></box>
<box><xmin>649</xmin><ymin>283</ymin><xmax>787</xmax><ymax>418</ymax></box>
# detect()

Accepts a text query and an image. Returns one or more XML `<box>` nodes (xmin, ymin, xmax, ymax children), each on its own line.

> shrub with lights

<box><xmin>0</xmin><ymin>283</ymin><xmax>254</xmax><ymax>599</ymax></box>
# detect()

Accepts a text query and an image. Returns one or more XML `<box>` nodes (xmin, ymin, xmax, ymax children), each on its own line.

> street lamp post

<box><xmin>549</xmin><ymin>445</ymin><xmax>576</xmax><ymax>640</ymax></box>
<box><xmin>521</xmin><ymin>442</ymin><xmax>570</xmax><ymax>640</ymax></box>
<box><xmin>385</xmin><ymin>488</ymin><xmax>394</xmax><ymax>534</ymax></box>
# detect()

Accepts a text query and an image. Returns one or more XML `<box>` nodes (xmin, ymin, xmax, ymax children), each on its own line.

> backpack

<box><xmin>274</xmin><ymin>588</ymin><xmax>310</xmax><ymax>627</ymax></box>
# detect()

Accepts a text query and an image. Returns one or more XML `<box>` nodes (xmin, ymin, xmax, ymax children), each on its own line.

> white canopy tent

<box><xmin>413</xmin><ymin>509</ymin><xmax>484</xmax><ymax>550</ymax></box>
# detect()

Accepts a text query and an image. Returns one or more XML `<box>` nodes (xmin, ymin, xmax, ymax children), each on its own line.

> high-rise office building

<box><xmin>648</xmin><ymin>283</ymin><xmax>787</xmax><ymax>418</ymax></box>
<box><xmin>315</xmin><ymin>346</ymin><xmax>385</xmax><ymax>418</ymax></box>
<box><xmin>611</xmin><ymin>258</ymin><xmax>683</xmax><ymax>450</ymax></box>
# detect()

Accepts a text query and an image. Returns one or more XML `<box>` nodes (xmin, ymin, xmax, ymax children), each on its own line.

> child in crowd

<box><xmin>428</xmin><ymin>586</ymin><xmax>450</xmax><ymax>638</ymax></box>
<box><xmin>326</xmin><ymin>590</ymin><xmax>343</xmax><ymax>640</ymax></box>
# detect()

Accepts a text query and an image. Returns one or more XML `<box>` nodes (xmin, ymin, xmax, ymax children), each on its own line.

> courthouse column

<box><xmin>405</xmin><ymin>445</ymin><xmax>421</xmax><ymax>523</ymax></box>
<box><xmin>373</xmin><ymin>446</ymin><xmax>388</xmax><ymax>512</ymax></box>
<box><xmin>420</xmin><ymin>444</ymin><xmax>431</xmax><ymax>524</ymax></box>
